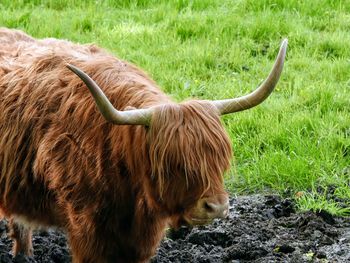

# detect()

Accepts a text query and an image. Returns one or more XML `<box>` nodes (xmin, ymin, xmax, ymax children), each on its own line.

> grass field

<box><xmin>0</xmin><ymin>0</ymin><xmax>349</xmax><ymax>215</ymax></box>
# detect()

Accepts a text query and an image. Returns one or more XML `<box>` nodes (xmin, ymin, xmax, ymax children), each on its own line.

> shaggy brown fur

<box><xmin>0</xmin><ymin>28</ymin><xmax>232</xmax><ymax>262</ymax></box>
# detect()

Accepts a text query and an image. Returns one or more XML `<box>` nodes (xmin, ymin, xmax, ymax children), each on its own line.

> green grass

<box><xmin>0</xmin><ymin>0</ymin><xmax>349</xmax><ymax>215</ymax></box>
<box><xmin>297</xmin><ymin>191</ymin><xmax>350</xmax><ymax>216</ymax></box>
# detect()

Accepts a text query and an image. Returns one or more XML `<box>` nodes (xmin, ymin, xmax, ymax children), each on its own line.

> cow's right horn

<box><xmin>211</xmin><ymin>39</ymin><xmax>287</xmax><ymax>115</ymax></box>
<box><xmin>67</xmin><ymin>64</ymin><xmax>153</xmax><ymax>125</ymax></box>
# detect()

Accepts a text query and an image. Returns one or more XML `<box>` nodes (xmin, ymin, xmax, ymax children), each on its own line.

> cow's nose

<box><xmin>201</xmin><ymin>196</ymin><xmax>229</xmax><ymax>219</ymax></box>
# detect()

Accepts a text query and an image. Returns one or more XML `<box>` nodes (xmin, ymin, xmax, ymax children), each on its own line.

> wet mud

<box><xmin>1</xmin><ymin>195</ymin><xmax>349</xmax><ymax>262</ymax></box>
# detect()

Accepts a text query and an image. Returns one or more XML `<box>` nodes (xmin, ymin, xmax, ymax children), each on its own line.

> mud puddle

<box><xmin>0</xmin><ymin>195</ymin><xmax>349</xmax><ymax>262</ymax></box>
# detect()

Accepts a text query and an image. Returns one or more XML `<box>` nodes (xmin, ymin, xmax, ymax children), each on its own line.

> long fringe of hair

<box><xmin>148</xmin><ymin>101</ymin><xmax>232</xmax><ymax>201</ymax></box>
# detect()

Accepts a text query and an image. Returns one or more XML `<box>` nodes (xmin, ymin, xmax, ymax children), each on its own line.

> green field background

<box><xmin>0</xmin><ymin>0</ymin><xmax>349</xmax><ymax>214</ymax></box>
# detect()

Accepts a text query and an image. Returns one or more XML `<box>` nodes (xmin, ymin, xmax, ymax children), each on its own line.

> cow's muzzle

<box><xmin>184</xmin><ymin>194</ymin><xmax>229</xmax><ymax>226</ymax></box>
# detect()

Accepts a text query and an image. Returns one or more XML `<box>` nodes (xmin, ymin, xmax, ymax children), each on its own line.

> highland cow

<box><xmin>0</xmin><ymin>27</ymin><xmax>287</xmax><ymax>263</ymax></box>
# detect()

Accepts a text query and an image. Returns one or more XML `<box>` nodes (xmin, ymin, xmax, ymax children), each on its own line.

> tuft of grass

<box><xmin>0</xmin><ymin>0</ymin><xmax>349</xmax><ymax>215</ymax></box>
<box><xmin>297</xmin><ymin>191</ymin><xmax>350</xmax><ymax>216</ymax></box>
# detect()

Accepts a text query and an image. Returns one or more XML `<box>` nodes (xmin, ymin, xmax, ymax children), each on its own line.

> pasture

<box><xmin>0</xmin><ymin>0</ymin><xmax>349</xmax><ymax>215</ymax></box>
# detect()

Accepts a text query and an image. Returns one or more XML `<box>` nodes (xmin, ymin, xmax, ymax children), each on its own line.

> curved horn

<box><xmin>212</xmin><ymin>39</ymin><xmax>288</xmax><ymax>115</ymax></box>
<box><xmin>67</xmin><ymin>64</ymin><xmax>153</xmax><ymax>125</ymax></box>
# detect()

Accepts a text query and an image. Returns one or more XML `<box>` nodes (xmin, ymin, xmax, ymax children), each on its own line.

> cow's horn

<box><xmin>212</xmin><ymin>39</ymin><xmax>288</xmax><ymax>115</ymax></box>
<box><xmin>67</xmin><ymin>64</ymin><xmax>153</xmax><ymax>125</ymax></box>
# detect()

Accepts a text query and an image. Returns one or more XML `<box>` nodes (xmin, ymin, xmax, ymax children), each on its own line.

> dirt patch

<box><xmin>154</xmin><ymin>195</ymin><xmax>350</xmax><ymax>262</ymax></box>
<box><xmin>0</xmin><ymin>195</ymin><xmax>349</xmax><ymax>262</ymax></box>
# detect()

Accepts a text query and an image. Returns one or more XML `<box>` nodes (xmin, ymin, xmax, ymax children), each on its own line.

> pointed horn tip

<box><xmin>280</xmin><ymin>39</ymin><xmax>288</xmax><ymax>53</ymax></box>
<box><xmin>66</xmin><ymin>63</ymin><xmax>77</xmax><ymax>72</ymax></box>
<box><xmin>66</xmin><ymin>64</ymin><xmax>86</xmax><ymax>79</ymax></box>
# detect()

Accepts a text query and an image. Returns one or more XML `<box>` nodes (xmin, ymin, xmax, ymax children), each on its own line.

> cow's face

<box><xmin>148</xmin><ymin>101</ymin><xmax>231</xmax><ymax>226</ymax></box>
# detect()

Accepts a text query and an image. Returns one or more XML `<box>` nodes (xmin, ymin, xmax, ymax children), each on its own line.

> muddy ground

<box><xmin>0</xmin><ymin>195</ymin><xmax>349</xmax><ymax>262</ymax></box>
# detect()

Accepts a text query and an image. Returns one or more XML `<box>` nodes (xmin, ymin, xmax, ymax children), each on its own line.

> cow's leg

<box><xmin>69</xmin><ymin>236</ymin><xmax>114</xmax><ymax>263</ymax></box>
<box><xmin>68</xmin><ymin>226</ymin><xmax>157</xmax><ymax>263</ymax></box>
<box><xmin>8</xmin><ymin>218</ymin><xmax>33</xmax><ymax>256</ymax></box>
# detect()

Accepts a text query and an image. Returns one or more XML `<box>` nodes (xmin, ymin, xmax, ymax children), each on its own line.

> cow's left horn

<box><xmin>67</xmin><ymin>64</ymin><xmax>153</xmax><ymax>125</ymax></box>
<box><xmin>212</xmin><ymin>39</ymin><xmax>288</xmax><ymax>115</ymax></box>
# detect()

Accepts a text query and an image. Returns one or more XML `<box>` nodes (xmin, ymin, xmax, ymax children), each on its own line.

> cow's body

<box><xmin>0</xmin><ymin>28</ymin><xmax>232</xmax><ymax>262</ymax></box>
